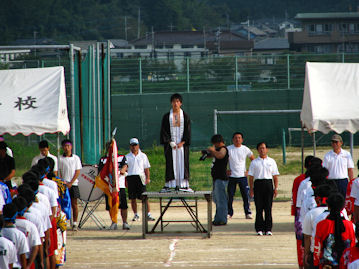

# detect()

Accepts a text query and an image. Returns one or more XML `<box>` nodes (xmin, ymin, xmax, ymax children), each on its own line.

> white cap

<box><xmin>130</xmin><ymin>138</ymin><xmax>139</xmax><ymax>145</ymax></box>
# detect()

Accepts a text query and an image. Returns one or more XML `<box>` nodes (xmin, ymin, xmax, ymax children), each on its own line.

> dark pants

<box><xmin>254</xmin><ymin>179</ymin><xmax>273</xmax><ymax>233</ymax></box>
<box><xmin>227</xmin><ymin>177</ymin><xmax>251</xmax><ymax>216</ymax></box>
<box><xmin>332</xmin><ymin>178</ymin><xmax>348</xmax><ymax>199</ymax></box>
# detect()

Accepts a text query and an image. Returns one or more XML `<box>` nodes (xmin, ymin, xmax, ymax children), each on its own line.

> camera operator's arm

<box><xmin>207</xmin><ymin>146</ymin><xmax>226</xmax><ymax>159</ymax></box>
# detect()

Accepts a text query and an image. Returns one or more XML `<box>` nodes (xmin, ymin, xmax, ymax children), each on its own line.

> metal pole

<box><xmin>107</xmin><ymin>41</ymin><xmax>111</xmax><ymax>141</ymax></box>
<box><xmin>301</xmin><ymin>124</ymin><xmax>304</xmax><ymax>174</ymax></box>
<box><xmin>214</xmin><ymin>109</ymin><xmax>218</xmax><ymax>134</ymax></box>
<box><xmin>350</xmin><ymin>133</ymin><xmax>354</xmax><ymax>157</ymax></box>
<box><xmin>287</xmin><ymin>54</ymin><xmax>291</xmax><ymax>89</ymax></box>
<box><xmin>97</xmin><ymin>42</ymin><xmax>101</xmax><ymax>157</ymax></box>
<box><xmin>77</xmin><ymin>50</ymin><xmax>84</xmax><ymax>162</ymax></box>
<box><xmin>69</xmin><ymin>44</ymin><xmax>76</xmax><ymax>154</ymax></box>
<box><xmin>139</xmin><ymin>58</ymin><xmax>143</xmax><ymax>94</ymax></box>
<box><xmin>92</xmin><ymin>45</ymin><xmax>97</xmax><ymax>161</ymax></box>
<box><xmin>235</xmin><ymin>56</ymin><xmax>238</xmax><ymax>91</ymax></box>
<box><xmin>313</xmin><ymin>132</ymin><xmax>316</xmax><ymax>156</ymax></box>
<box><xmin>101</xmin><ymin>43</ymin><xmax>106</xmax><ymax>148</ymax></box>
<box><xmin>282</xmin><ymin>128</ymin><xmax>286</xmax><ymax>164</ymax></box>
<box><xmin>186</xmin><ymin>57</ymin><xmax>190</xmax><ymax>93</ymax></box>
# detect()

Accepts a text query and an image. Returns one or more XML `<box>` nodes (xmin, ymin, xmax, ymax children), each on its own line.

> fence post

<box><xmin>186</xmin><ymin>57</ymin><xmax>190</xmax><ymax>93</ymax></box>
<box><xmin>282</xmin><ymin>128</ymin><xmax>286</xmax><ymax>164</ymax></box>
<box><xmin>139</xmin><ymin>58</ymin><xmax>143</xmax><ymax>94</ymax></box>
<box><xmin>214</xmin><ymin>109</ymin><xmax>218</xmax><ymax>134</ymax></box>
<box><xmin>287</xmin><ymin>54</ymin><xmax>291</xmax><ymax>89</ymax></box>
<box><xmin>235</xmin><ymin>56</ymin><xmax>238</xmax><ymax>91</ymax></box>
<box><xmin>69</xmin><ymin>44</ymin><xmax>76</xmax><ymax>155</ymax></box>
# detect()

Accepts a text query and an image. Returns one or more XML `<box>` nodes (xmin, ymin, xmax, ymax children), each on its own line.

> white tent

<box><xmin>0</xmin><ymin>66</ymin><xmax>70</xmax><ymax>136</ymax></box>
<box><xmin>301</xmin><ymin>62</ymin><xmax>359</xmax><ymax>134</ymax></box>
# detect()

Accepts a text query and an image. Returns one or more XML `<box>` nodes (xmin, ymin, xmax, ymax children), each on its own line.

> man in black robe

<box><xmin>160</xmin><ymin>93</ymin><xmax>191</xmax><ymax>191</ymax></box>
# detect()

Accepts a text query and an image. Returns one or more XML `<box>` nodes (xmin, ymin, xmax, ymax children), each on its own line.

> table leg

<box><xmin>142</xmin><ymin>195</ymin><xmax>148</xmax><ymax>239</ymax></box>
<box><xmin>206</xmin><ymin>194</ymin><xmax>212</xmax><ymax>238</ymax></box>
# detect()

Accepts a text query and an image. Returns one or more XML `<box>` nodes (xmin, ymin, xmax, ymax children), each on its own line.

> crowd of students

<box><xmin>292</xmin><ymin>135</ymin><xmax>359</xmax><ymax>269</ymax></box>
<box><xmin>0</xmin><ymin>140</ymin><xmax>71</xmax><ymax>269</ymax></box>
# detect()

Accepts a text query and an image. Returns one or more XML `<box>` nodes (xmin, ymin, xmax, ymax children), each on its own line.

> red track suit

<box><xmin>314</xmin><ymin>218</ymin><xmax>355</xmax><ymax>268</ymax></box>
<box><xmin>345</xmin><ymin>178</ymin><xmax>356</xmax><ymax>222</ymax></box>
<box><xmin>340</xmin><ymin>246</ymin><xmax>359</xmax><ymax>268</ymax></box>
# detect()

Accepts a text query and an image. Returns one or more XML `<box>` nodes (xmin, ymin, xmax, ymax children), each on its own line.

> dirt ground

<box><xmin>65</xmin><ymin>200</ymin><xmax>298</xmax><ymax>269</ymax></box>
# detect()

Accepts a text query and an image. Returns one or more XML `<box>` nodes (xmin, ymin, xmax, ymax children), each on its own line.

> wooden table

<box><xmin>141</xmin><ymin>191</ymin><xmax>212</xmax><ymax>239</ymax></box>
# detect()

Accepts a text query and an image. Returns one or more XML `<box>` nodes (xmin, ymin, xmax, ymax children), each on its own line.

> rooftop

<box><xmin>295</xmin><ymin>12</ymin><xmax>359</xmax><ymax>20</ymax></box>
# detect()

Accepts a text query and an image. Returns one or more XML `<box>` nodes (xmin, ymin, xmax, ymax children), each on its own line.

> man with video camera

<box><xmin>205</xmin><ymin>134</ymin><xmax>229</xmax><ymax>226</ymax></box>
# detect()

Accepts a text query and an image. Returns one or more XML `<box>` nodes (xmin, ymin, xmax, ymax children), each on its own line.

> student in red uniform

<box><xmin>292</xmin><ymin>155</ymin><xmax>313</xmax><ymax>269</ymax></box>
<box><xmin>314</xmin><ymin>192</ymin><xmax>356</xmax><ymax>268</ymax></box>
<box><xmin>341</xmin><ymin>222</ymin><xmax>359</xmax><ymax>268</ymax></box>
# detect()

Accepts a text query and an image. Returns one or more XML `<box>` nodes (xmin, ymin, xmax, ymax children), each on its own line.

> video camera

<box><xmin>199</xmin><ymin>149</ymin><xmax>210</xmax><ymax>161</ymax></box>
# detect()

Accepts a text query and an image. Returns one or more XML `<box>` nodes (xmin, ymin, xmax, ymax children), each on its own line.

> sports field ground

<box><xmin>66</xmin><ymin>200</ymin><xmax>297</xmax><ymax>268</ymax></box>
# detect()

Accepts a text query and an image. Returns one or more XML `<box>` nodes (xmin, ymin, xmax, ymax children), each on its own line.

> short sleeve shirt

<box><xmin>0</xmin><ymin>237</ymin><xmax>17</xmax><ymax>268</ymax></box>
<box><xmin>350</xmin><ymin>178</ymin><xmax>359</xmax><ymax>206</ymax></box>
<box><xmin>15</xmin><ymin>218</ymin><xmax>42</xmax><ymax>258</ymax></box>
<box><xmin>323</xmin><ymin>149</ymin><xmax>354</xmax><ymax>179</ymax></box>
<box><xmin>296</xmin><ymin>177</ymin><xmax>311</xmax><ymax>208</ymax></box>
<box><xmin>31</xmin><ymin>152</ymin><xmax>58</xmax><ymax>172</ymax></box>
<box><xmin>43</xmin><ymin>178</ymin><xmax>59</xmax><ymax>200</ymax></box>
<box><xmin>227</xmin><ymin>144</ymin><xmax>253</xmax><ymax>178</ymax></box>
<box><xmin>39</xmin><ymin>184</ymin><xmax>58</xmax><ymax>208</ymax></box>
<box><xmin>24</xmin><ymin>209</ymin><xmax>45</xmax><ymax>238</ymax></box>
<box><xmin>58</xmin><ymin>154</ymin><xmax>82</xmax><ymax>185</ymax></box>
<box><xmin>248</xmin><ymin>156</ymin><xmax>279</xmax><ymax>179</ymax></box>
<box><xmin>2</xmin><ymin>227</ymin><xmax>30</xmax><ymax>268</ymax></box>
<box><xmin>126</xmin><ymin>150</ymin><xmax>150</xmax><ymax>176</ymax></box>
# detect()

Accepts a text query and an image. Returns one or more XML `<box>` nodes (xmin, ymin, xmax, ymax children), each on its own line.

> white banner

<box><xmin>301</xmin><ymin>62</ymin><xmax>359</xmax><ymax>134</ymax></box>
<box><xmin>0</xmin><ymin>66</ymin><xmax>70</xmax><ymax>135</ymax></box>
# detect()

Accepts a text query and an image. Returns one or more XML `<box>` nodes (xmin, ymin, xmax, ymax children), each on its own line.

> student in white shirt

<box><xmin>31</xmin><ymin>140</ymin><xmax>58</xmax><ymax>176</ymax></box>
<box><xmin>2</xmin><ymin>203</ymin><xmax>30</xmax><ymax>269</ymax></box>
<box><xmin>248</xmin><ymin>142</ymin><xmax>279</xmax><ymax>236</ymax></box>
<box><xmin>125</xmin><ymin>138</ymin><xmax>154</xmax><ymax>222</ymax></box>
<box><xmin>227</xmin><ymin>132</ymin><xmax>254</xmax><ymax>219</ymax></box>
<box><xmin>13</xmin><ymin>196</ymin><xmax>42</xmax><ymax>269</ymax></box>
<box><xmin>0</xmin><ymin>215</ymin><xmax>17</xmax><ymax>269</ymax></box>
<box><xmin>58</xmin><ymin>139</ymin><xmax>82</xmax><ymax>231</ymax></box>
<box><xmin>323</xmin><ymin>134</ymin><xmax>354</xmax><ymax>198</ymax></box>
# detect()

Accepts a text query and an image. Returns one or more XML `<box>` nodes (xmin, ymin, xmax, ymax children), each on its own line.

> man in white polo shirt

<box><xmin>31</xmin><ymin>140</ymin><xmax>58</xmax><ymax>176</ymax></box>
<box><xmin>323</xmin><ymin>134</ymin><xmax>354</xmax><ymax>198</ymax></box>
<box><xmin>58</xmin><ymin>139</ymin><xmax>82</xmax><ymax>231</ymax></box>
<box><xmin>227</xmin><ymin>132</ymin><xmax>254</xmax><ymax>219</ymax></box>
<box><xmin>248</xmin><ymin>142</ymin><xmax>279</xmax><ymax>236</ymax></box>
<box><xmin>126</xmin><ymin>138</ymin><xmax>155</xmax><ymax>221</ymax></box>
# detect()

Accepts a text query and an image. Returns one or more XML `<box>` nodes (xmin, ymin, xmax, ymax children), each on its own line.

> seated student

<box><xmin>0</xmin><ymin>215</ymin><xmax>17</xmax><ymax>269</ymax></box>
<box><xmin>2</xmin><ymin>203</ymin><xmax>30</xmax><ymax>269</ymax></box>
<box><xmin>13</xmin><ymin>196</ymin><xmax>42</xmax><ymax>269</ymax></box>
<box><xmin>314</xmin><ymin>193</ymin><xmax>356</xmax><ymax>268</ymax></box>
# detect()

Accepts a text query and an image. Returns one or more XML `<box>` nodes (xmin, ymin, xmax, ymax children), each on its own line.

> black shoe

<box><xmin>212</xmin><ymin>221</ymin><xmax>227</xmax><ymax>226</ymax></box>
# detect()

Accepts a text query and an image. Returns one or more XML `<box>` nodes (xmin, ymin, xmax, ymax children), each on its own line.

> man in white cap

<box><xmin>126</xmin><ymin>138</ymin><xmax>155</xmax><ymax>221</ymax></box>
<box><xmin>323</xmin><ymin>134</ymin><xmax>354</xmax><ymax>198</ymax></box>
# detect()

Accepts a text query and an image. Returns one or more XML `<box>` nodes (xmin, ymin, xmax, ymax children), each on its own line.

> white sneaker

<box><xmin>132</xmin><ymin>214</ymin><xmax>140</xmax><ymax>221</ymax></box>
<box><xmin>109</xmin><ymin>222</ymin><xmax>118</xmax><ymax>230</ymax></box>
<box><xmin>246</xmin><ymin>214</ymin><xmax>253</xmax><ymax>219</ymax></box>
<box><xmin>266</xmin><ymin>231</ymin><xmax>273</xmax><ymax>236</ymax></box>
<box><xmin>257</xmin><ymin>231</ymin><xmax>263</xmax><ymax>236</ymax></box>
<box><xmin>72</xmin><ymin>224</ymin><xmax>78</xmax><ymax>231</ymax></box>
<box><xmin>147</xmin><ymin>214</ymin><xmax>155</xmax><ymax>221</ymax></box>
<box><xmin>122</xmin><ymin>223</ymin><xmax>130</xmax><ymax>230</ymax></box>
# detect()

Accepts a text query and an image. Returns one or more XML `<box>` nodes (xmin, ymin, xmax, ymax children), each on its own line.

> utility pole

<box><xmin>33</xmin><ymin>31</ymin><xmax>38</xmax><ymax>57</ymax></box>
<box><xmin>137</xmin><ymin>8</ymin><xmax>141</xmax><ymax>39</ymax></box>
<box><xmin>125</xmin><ymin>16</ymin><xmax>128</xmax><ymax>40</ymax></box>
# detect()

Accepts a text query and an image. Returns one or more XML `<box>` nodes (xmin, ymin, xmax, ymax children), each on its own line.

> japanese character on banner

<box><xmin>14</xmin><ymin>96</ymin><xmax>38</xmax><ymax>111</ymax></box>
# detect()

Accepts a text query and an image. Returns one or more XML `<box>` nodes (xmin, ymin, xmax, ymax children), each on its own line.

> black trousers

<box><xmin>254</xmin><ymin>179</ymin><xmax>273</xmax><ymax>233</ymax></box>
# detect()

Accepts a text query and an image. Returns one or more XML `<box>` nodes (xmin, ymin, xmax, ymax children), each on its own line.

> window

<box><xmin>324</xmin><ymin>24</ymin><xmax>333</xmax><ymax>32</ymax></box>
<box><xmin>316</xmin><ymin>24</ymin><xmax>323</xmax><ymax>32</ymax></box>
<box><xmin>349</xmin><ymin>23</ymin><xmax>355</xmax><ymax>32</ymax></box>
<box><xmin>340</xmin><ymin>23</ymin><xmax>349</xmax><ymax>32</ymax></box>
<box><xmin>308</xmin><ymin>24</ymin><xmax>315</xmax><ymax>32</ymax></box>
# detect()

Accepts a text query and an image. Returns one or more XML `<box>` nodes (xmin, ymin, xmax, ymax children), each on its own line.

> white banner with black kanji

<box><xmin>0</xmin><ymin>66</ymin><xmax>70</xmax><ymax>135</ymax></box>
